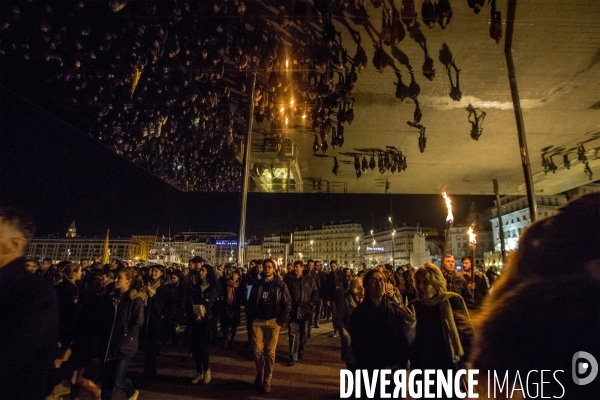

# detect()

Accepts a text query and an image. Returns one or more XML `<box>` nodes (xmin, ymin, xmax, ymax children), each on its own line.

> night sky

<box><xmin>1</xmin><ymin>89</ymin><xmax>495</xmax><ymax>238</ymax></box>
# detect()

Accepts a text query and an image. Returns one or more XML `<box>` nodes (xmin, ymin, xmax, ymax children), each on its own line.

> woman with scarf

<box><xmin>186</xmin><ymin>264</ymin><xmax>219</xmax><ymax>385</ymax></box>
<box><xmin>99</xmin><ymin>268</ymin><xmax>144</xmax><ymax>400</ymax></box>
<box><xmin>349</xmin><ymin>269</ymin><xmax>415</xmax><ymax>387</ymax></box>
<box><xmin>221</xmin><ymin>268</ymin><xmax>241</xmax><ymax>348</ymax></box>
<box><xmin>408</xmin><ymin>263</ymin><xmax>473</xmax><ymax>399</ymax></box>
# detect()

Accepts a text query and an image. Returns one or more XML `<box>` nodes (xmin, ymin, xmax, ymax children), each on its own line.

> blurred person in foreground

<box><xmin>0</xmin><ymin>207</ymin><xmax>58</xmax><ymax>399</ymax></box>
<box><xmin>471</xmin><ymin>193</ymin><xmax>600</xmax><ymax>400</ymax></box>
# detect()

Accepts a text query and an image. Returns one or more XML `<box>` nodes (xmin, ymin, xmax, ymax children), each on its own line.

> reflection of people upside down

<box><xmin>466</xmin><ymin>104</ymin><xmax>485</xmax><ymax>141</ymax></box>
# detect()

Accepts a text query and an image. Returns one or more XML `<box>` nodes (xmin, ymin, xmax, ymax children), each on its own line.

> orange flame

<box><xmin>468</xmin><ymin>224</ymin><xmax>476</xmax><ymax>245</ymax></box>
<box><xmin>442</xmin><ymin>191</ymin><xmax>454</xmax><ymax>223</ymax></box>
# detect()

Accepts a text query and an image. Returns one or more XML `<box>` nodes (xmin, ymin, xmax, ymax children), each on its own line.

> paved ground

<box><xmin>81</xmin><ymin>317</ymin><xmax>346</xmax><ymax>400</ymax></box>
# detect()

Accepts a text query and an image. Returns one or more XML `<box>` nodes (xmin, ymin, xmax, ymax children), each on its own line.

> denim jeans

<box><xmin>101</xmin><ymin>357</ymin><xmax>135</xmax><ymax>400</ymax></box>
<box><xmin>288</xmin><ymin>319</ymin><xmax>309</xmax><ymax>362</ymax></box>
<box><xmin>252</xmin><ymin>318</ymin><xmax>281</xmax><ymax>384</ymax></box>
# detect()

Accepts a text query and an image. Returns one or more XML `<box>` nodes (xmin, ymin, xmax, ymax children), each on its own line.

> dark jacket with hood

<box><xmin>100</xmin><ymin>289</ymin><xmax>145</xmax><ymax>362</ymax></box>
<box><xmin>247</xmin><ymin>275</ymin><xmax>291</xmax><ymax>326</ymax></box>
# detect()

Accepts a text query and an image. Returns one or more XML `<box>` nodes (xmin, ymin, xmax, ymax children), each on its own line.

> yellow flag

<box><xmin>102</xmin><ymin>229</ymin><xmax>110</xmax><ymax>265</ymax></box>
<box><xmin>131</xmin><ymin>68</ymin><xmax>142</xmax><ymax>98</ymax></box>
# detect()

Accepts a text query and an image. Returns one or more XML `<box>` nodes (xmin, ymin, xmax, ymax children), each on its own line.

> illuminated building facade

<box><xmin>363</xmin><ymin>225</ymin><xmax>439</xmax><ymax>267</ymax></box>
<box><xmin>26</xmin><ymin>236</ymin><xmax>145</xmax><ymax>262</ymax></box>
<box><xmin>293</xmin><ymin>221</ymin><xmax>364</xmax><ymax>268</ymax></box>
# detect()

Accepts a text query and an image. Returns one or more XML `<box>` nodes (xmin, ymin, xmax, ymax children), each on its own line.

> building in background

<box><xmin>151</xmin><ymin>232</ymin><xmax>238</xmax><ymax>266</ymax></box>
<box><xmin>485</xmin><ymin>193</ymin><xmax>569</xmax><ymax>268</ymax></box>
<box><xmin>293</xmin><ymin>221</ymin><xmax>364</xmax><ymax>268</ymax></box>
<box><xmin>26</xmin><ymin>235</ymin><xmax>145</xmax><ymax>262</ymax></box>
<box><xmin>444</xmin><ymin>225</ymin><xmax>494</xmax><ymax>266</ymax></box>
<box><xmin>363</xmin><ymin>225</ymin><xmax>439</xmax><ymax>267</ymax></box>
<box><xmin>262</xmin><ymin>234</ymin><xmax>287</xmax><ymax>265</ymax></box>
<box><xmin>66</xmin><ymin>220</ymin><xmax>77</xmax><ymax>238</ymax></box>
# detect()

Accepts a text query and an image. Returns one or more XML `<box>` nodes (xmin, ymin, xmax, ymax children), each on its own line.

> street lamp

<box><xmin>310</xmin><ymin>240</ymin><xmax>314</xmax><ymax>259</ymax></box>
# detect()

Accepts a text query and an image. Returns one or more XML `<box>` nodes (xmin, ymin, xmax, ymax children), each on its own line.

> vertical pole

<box><xmin>505</xmin><ymin>0</ymin><xmax>537</xmax><ymax>222</ymax></box>
<box><xmin>287</xmin><ymin>161</ymin><xmax>290</xmax><ymax>193</ymax></box>
<box><xmin>493</xmin><ymin>179</ymin><xmax>507</xmax><ymax>264</ymax></box>
<box><xmin>238</xmin><ymin>70</ymin><xmax>257</xmax><ymax>267</ymax></box>
<box><xmin>284</xmin><ymin>243</ymin><xmax>289</xmax><ymax>269</ymax></box>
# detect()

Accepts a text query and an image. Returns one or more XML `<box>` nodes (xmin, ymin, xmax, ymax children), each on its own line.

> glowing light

<box><xmin>298</xmin><ymin>253</ymin><xmax>303</xmax><ymax>258</ymax></box>
<box><xmin>285</xmin><ymin>59</ymin><xmax>289</xmax><ymax>68</ymax></box>
<box><xmin>468</xmin><ymin>224</ymin><xmax>477</xmax><ymax>245</ymax></box>
<box><xmin>290</xmin><ymin>99</ymin><xmax>294</xmax><ymax>106</ymax></box>
<box><xmin>302</xmin><ymin>114</ymin><xmax>306</xmax><ymax>119</ymax></box>
<box><xmin>442</xmin><ymin>191</ymin><xmax>454</xmax><ymax>223</ymax></box>
<box><xmin>285</xmin><ymin>117</ymin><xmax>289</xmax><ymax>125</ymax></box>
<box><xmin>280</xmin><ymin>107</ymin><xmax>284</xmax><ymax>113</ymax></box>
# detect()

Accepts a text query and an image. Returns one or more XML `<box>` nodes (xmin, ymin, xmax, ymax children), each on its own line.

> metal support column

<box><xmin>493</xmin><ymin>179</ymin><xmax>507</xmax><ymax>264</ymax></box>
<box><xmin>237</xmin><ymin>70</ymin><xmax>257</xmax><ymax>267</ymax></box>
<box><xmin>505</xmin><ymin>0</ymin><xmax>537</xmax><ymax>222</ymax></box>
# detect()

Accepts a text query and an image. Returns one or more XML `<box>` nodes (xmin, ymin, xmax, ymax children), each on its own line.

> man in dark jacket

<box><xmin>247</xmin><ymin>259</ymin><xmax>291</xmax><ymax>394</ymax></box>
<box><xmin>326</xmin><ymin>260</ymin><xmax>348</xmax><ymax>338</ymax></box>
<box><xmin>459</xmin><ymin>255</ymin><xmax>489</xmax><ymax>309</ymax></box>
<box><xmin>315</xmin><ymin>261</ymin><xmax>328</xmax><ymax>326</ymax></box>
<box><xmin>0</xmin><ymin>208</ymin><xmax>59</xmax><ymax>400</ymax></box>
<box><xmin>442</xmin><ymin>255</ymin><xmax>474</xmax><ymax>308</ymax></box>
<box><xmin>241</xmin><ymin>261</ymin><xmax>263</xmax><ymax>347</ymax></box>
<box><xmin>305</xmin><ymin>259</ymin><xmax>321</xmax><ymax>334</ymax></box>
<box><xmin>283</xmin><ymin>260</ymin><xmax>319</xmax><ymax>366</ymax></box>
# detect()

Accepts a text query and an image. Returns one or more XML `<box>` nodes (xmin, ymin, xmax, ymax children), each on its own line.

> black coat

<box><xmin>70</xmin><ymin>293</ymin><xmax>112</xmax><ymax>368</ymax></box>
<box><xmin>283</xmin><ymin>273</ymin><xmax>319</xmax><ymax>320</ymax></box>
<box><xmin>326</xmin><ymin>269</ymin><xmax>348</xmax><ymax>302</ymax></box>
<box><xmin>56</xmin><ymin>279</ymin><xmax>79</xmax><ymax>346</ymax></box>
<box><xmin>144</xmin><ymin>281</ymin><xmax>171</xmax><ymax>340</ymax></box>
<box><xmin>349</xmin><ymin>296</ymin><xmax>410</xmax><ymax>370</ymax></box>
<box><xmin>0</xmin><ymin>257</ymin><xmax>59</xmax><ymax>400</ymax></box>
<box><xmin>443</xmin><ymin>269</ymin><xmax>474</xmax><ymax>308</ymax></box>
<box><xmin>99</xmin><ymin>289</ymin><xmax>145</xmax><ymax>362</ymax></box>
<box><xmin>185</xmin><ymin>279</ymin><xmax>220</xmax><ymax>323</ymax></box>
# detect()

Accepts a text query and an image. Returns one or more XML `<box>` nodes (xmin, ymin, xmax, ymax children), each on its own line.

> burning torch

<box><xmin>442</xmin><ymin>191</ymin><xmax>454</xmax><ymax>255</ymax></box>
<box><xmin>468</xmin><ymin>224</ymin><xmax>477</xmax><ymax>285</ymax></box>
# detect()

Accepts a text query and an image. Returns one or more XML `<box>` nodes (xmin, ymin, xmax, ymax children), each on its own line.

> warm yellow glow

<box><xmin>285</xmin><ymin>59</ymin><xmax>289</xmax><ymax>68</ymax></box>
<box><xmin>290</xmin><ymin>99</ymin><xmax>294</xmax><ymax>105</ymax></box>
<box><xmin>302</xmin><ymin>114</ymin><xmax>306</xmax><ymax>119</ymax></box>
<box><xmin>468</xmin><ymin>224</ymin><xmax>477</xmax><ymax>245</ymax></box>
<box><xmin>442</xmin><ymin>191</ymin><xmax>454</xmax><ymax>223</ymax></box>
<box><xmin>280</xmin><ymin>106</ymin><xmax>284</xmax><ymax>113</ymax></box>
<box><xmin>285</xmin><ymin>117</ymin><xmax>289</xmax><ymax>124</ymax></box>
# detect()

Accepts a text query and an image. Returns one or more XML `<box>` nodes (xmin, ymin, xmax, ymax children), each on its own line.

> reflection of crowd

<box><xmin>1</xmin><ymin>0</ymin><xmax>364</xmax><ymax>191</ymax></box>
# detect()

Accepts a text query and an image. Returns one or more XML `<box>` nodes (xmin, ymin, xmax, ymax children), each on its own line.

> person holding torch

<box><xmin>459</xmin><ymin>255</ymin><xmax>488</xmax><ymax>309</ymax></box>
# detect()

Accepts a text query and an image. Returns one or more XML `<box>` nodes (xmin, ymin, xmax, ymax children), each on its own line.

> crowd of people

<box><xmin>1</xmin><ymin>193</ymin><xmax>599</xmax><ymax>400</ymax></box>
